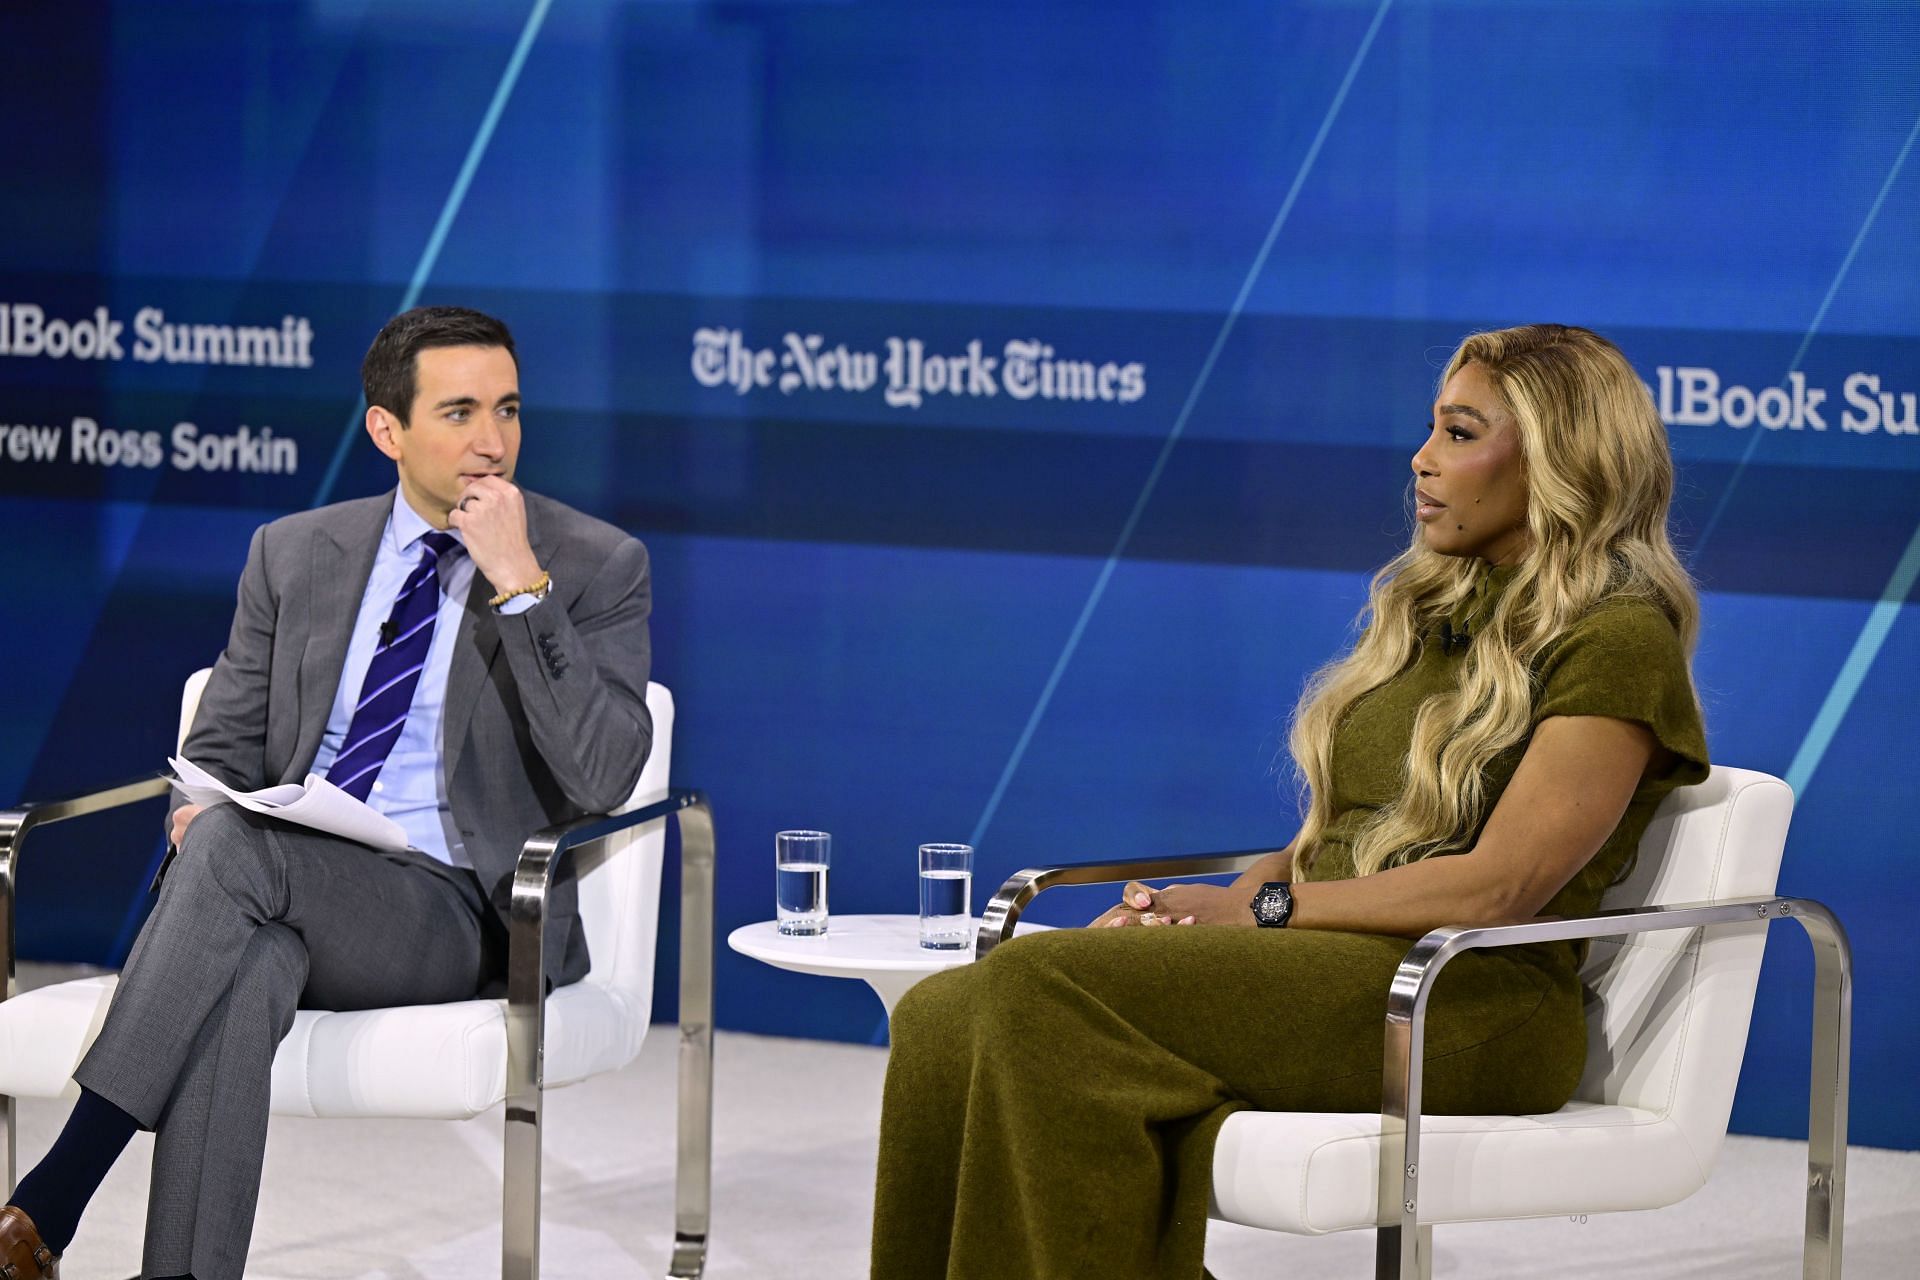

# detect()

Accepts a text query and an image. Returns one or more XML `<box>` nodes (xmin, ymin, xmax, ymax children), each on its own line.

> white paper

<box><xmin>167</xmin><ymin>755</ymin><xmax>412</xmax><ymax>853</ymax></box>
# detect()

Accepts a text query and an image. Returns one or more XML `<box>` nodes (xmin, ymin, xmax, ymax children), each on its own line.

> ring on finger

<box><xmin>459</xmin><ymin>495</ymin><xmax>476</xmax><ymax>511</ymax></box>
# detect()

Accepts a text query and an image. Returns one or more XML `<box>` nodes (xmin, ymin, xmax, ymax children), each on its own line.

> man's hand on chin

<box><xmin>448</xmin><ymin>475</ymin><xmax>545</xmax><ymax>595</ymax></box>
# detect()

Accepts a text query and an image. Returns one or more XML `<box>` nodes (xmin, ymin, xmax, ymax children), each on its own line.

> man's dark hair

<box><xmin>361</xmin><ymin>305</ymin><xmax>517</xmax><ymax>425</ymax></box>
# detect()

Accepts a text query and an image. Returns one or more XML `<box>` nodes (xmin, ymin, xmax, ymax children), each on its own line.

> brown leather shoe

<box><xmin>0</xmin><ymin>1205</ymin><xmax>58</xmax><ymax>1278</ymax></box>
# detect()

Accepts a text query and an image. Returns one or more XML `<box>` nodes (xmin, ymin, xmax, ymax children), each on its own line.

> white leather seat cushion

<box><xmin>0</xmin><ymin>976</ymin><xmax>119</xmax><ymax>1100</ymax></box>
<box><xmin>1210</xmin><ymin>1100</ymin><xmax>1710</xmax><ymax>1234</ymax></box>
<box><xmin>0</xmin><ymin>974</ymin><xmax>649</xmax><ymax>1120</ymax></box>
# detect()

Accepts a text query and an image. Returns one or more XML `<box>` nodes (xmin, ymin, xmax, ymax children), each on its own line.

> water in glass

<box><xmin>777</xmin><ymin>863</ymin><xmax>829</xmax><ymax>935</ymax></box>
<box><xmin>918</xmin><ymin>842</ymin><xmax>974</xmax><ymax>949</ymax></box>
<box><xmin>776</xmin><ymin>830</ymin><xmax>831</xmax><ymax>936</ymax></box>
<box><xmin>918</xmin><ymin>869</ymin><xmax>971</xmax><ymax>949</ymax></box>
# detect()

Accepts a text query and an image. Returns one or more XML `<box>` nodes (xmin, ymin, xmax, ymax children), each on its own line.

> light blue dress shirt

<box><xmin>310</xmin><ymin>496</ymin><xmax>539</xmax><ymax>868</ymax></box>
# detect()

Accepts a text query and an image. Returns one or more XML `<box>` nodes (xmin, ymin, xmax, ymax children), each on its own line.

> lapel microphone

<box><xmin>378</xmin><ymin>619</ymin><xmax>398</xmax><ymax>647</ymax></box>
<box><xmin>1438</xmin><ymin>620</ymin><xmax>1472</xmax><ymax>655</ymax></box>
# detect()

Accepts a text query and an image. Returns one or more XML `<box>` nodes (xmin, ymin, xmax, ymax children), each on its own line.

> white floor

<box><xmin>13</xmin><ymin>967</ymin><xmax>1918</xmax><ymax>1279</ymax></box>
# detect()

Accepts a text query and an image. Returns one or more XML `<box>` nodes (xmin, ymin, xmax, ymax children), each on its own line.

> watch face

<box><xmin>1253</xmin><ymin>883</ymin><xmax>1292</xmax><ymax>927</ymax></box>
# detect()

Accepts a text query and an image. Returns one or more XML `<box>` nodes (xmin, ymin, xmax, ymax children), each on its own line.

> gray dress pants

<box><xmin>72</xmin><ymin>804</ymin><xmax>494</xmax><ymax>1280</ymax></box>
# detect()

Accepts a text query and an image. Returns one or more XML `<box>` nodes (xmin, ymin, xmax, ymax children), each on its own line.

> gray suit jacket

<box><xmin>179</xmin><ymin>488</ymin><xmax>653</xmax><ymax>987</ymax></box>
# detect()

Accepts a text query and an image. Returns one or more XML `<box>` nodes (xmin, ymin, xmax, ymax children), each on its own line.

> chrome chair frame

<box><xmin>0</xmin><ymin>776</ymin><xmax>718</xmax><ymax>1280</ymax></box>
<box><xmin>977</xmin><ymin>851</ymin><xmax>1852</xmax><ymax>1280</ymax></box>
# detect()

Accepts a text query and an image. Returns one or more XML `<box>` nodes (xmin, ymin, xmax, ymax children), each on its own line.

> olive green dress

<box><xmin>871</xmin><ymin>569</ymin><xmax>1709</xmax><ymax>1280</ymax></box>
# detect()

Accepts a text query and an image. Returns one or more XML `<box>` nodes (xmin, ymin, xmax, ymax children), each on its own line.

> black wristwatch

<box><xmin>1250</xmin><ymin>881</ymin><xmax>1294</xmax><ymax>928</ymax></box>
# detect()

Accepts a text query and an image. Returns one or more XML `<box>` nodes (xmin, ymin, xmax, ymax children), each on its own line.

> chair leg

<box><xmin>1372</xmin><ymin>1224</ymin><xmax>1432</xmax><ymax>1280</ymax></box>
<box><xmin>668</xmin><ymin>801</ymin><xmax>717</xmax><ymax>1280</ymax></box>
<box><xmin>501</xmin><ymin>877</ymin><xmax>552</xmax><ymax>1279</ymax></box>
<box><xmin>1795</xmin><ymin>903</ymin><xmax>1852</xmax><ymax>1280</ymax></box>
<box><xmin>2</xmin><ymin>1092</ymin><xmax>15</xmax><ymax>1196</ymax></box>
<box><xmin>502</xmin><ymin>1091</ymin><xmax>542</xmax><ymax>1280</ymax></box>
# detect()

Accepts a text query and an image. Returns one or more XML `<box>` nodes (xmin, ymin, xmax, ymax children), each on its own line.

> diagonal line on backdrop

<box><xmin>310</xmin><ymin>0</ymin><xmax>556</xmax><ymax>507</ymax></box>
<box><xmin>114</xmin><ymin>1</ymin><xmax>559</xmax><ymax>964</ymax></box>
<box><xmin>1690</xmin><ymin>108</ymin><xmax>1920</xmax><ymax>562</ymax></box>
<box><xmin>965</xmin><ymin>0</ymin><xmax>1397</xmax><ymax>850</ymax></box>
<box><xmin>1786</xmin><ymin>518</ymin><xmax>1920</xmax><ymax>796</ymax></box>
<box><xmin>1693</xmin><ymin>107</ymin><xmax>1920</xmax><ymax>799</ymax></box>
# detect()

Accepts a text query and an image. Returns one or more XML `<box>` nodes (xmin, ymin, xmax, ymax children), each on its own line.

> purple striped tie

<box><xmin>328</xmin><ymin>531</ymin><xmax>461</xmax><ymax>802</ymax></box>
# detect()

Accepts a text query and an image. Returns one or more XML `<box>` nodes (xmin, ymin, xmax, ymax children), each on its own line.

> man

<box><xmin>0</xmin><ymin>306</ymin><xmax>652</xmax><ymax>1280</ymax></box>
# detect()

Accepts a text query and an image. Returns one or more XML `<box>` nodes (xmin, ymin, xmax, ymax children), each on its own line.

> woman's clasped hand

<box><xmin>1089</xmin><ymin>880</ymin><xmax>1250</xmax><ymax>928</ymax></box>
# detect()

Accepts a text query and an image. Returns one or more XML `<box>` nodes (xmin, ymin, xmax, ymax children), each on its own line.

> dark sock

<box><xmin>7</xmin><ymin>1086</ymin><xmax>140</xmax><ymax>1252</ymax></box>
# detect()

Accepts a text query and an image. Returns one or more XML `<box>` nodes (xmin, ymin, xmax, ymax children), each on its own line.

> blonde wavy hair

<box><xmin>1286</xmin><ymin>324</ymin><xmax>1699</xmax><ymax>879</ymax></box>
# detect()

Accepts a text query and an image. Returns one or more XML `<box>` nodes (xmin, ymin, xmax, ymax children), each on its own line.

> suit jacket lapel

<box><xmin>291</xmin><ymin>493</ymin><xmax>390</xmax><ymax>777</ymax></box>
<box><xmin>441</xmin><ymin>575</ymin><xmax>500</xmax><ymax>788</ymax></box>
<box><xmin>444</xmin><ymin>497</ymin><xmax>557</xmax><ymax>786</ymax></box>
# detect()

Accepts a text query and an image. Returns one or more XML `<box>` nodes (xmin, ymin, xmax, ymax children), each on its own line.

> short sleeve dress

<box><xmin>871</xmin><ymin>569</ymin><xmax>1710</xmax><ymax>1280</ymax></box>
<box><xmin>1313</xmin><ymin>565</ymin><xmax>1710</xmax><ymax>963</ymax></box>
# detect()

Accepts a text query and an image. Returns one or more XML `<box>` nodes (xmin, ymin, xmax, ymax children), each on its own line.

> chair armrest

<box><xmin>1374</xmin><ymin>896</ymin><xmax>1852</xmax><ymax>1277</ymax></box>
<box><xmin>1</xmin><ymin>772</ymin><xmax>173</xmax><ymax>866</ymax></box>
<box><xmin>2</xmin><ymin>772</ymin><xmax>173</xmax><ymax>997</ymax></box>
<box><xmin>1380</xmin><ymin>896</ymin><xmax>1840</xmax><ymax>1116</ymax></box>
<box><xmin>502</xmin><ymin>785</ymin><xmax>716</xmax><ymax>1096</ymax></box>
<box><xmin>499</xmin><ymin>787</ymin><xmax>718</xmax><ymax>1272</ymax></box>
<box><xmin>503</xmin><ymin>788</ymin><xmax>712</xmax><ymax>1006</ymax></box>
<box><xmin>976</xmin><ymin>846</ymin><xmax>1282</xmax><ymax>957</ymax></box>
<box><xmin>977</xmin><ymin>852</ymin><xmax>1850</xmax><ymax>1278</ymax></box>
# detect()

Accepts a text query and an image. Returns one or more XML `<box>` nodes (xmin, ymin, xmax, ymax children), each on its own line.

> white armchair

<box><xmin>978</xmin><ymin>766</ymin><xmax>1852</xmax><ymax>1279</ymax></box>
<box><xmin>0</xmin><ymin>671</ymin><xmax>716</xmax><ymax>1280</ymax></box>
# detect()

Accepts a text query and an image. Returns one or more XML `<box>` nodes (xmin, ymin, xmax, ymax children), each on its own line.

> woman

<box><xmin>870</xmin><ymin>324</ymin><xmax>1709</xmax><ymax>1279</ymax></box>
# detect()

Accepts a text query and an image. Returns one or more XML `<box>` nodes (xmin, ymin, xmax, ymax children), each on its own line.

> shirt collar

<box><xmin>1446</xmin><ymin>562</ymin><xmax>1520</xmax><ymax>635</ymax></box>
<box><xmin>388</xmin><ymin>492</ymin><xmax>467</xmax><ymax>557</ymax></box>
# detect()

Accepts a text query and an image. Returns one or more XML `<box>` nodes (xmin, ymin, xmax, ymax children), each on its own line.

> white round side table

<box><xmin>727</xmin><ymin>913</ymin><xmax>1053</xmax><ymax>1014</ymax></box>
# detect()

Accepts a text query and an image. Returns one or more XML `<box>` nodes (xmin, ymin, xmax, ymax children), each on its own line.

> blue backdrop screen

<box><xmin>2</xmin><ymin>0</ymin><xmax>1916</xmax><ymax>1148</ymax></box>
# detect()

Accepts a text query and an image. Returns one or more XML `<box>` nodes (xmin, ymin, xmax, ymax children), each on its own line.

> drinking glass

<box><xmin>776</xmin><ymin>830</ymin><xmax>831</xmax><ymax>936</ymax></box>
<box><xmin>918</xmin><ymin>842</ymin><xmax>973</xmax><ymax>950</ymax></box>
